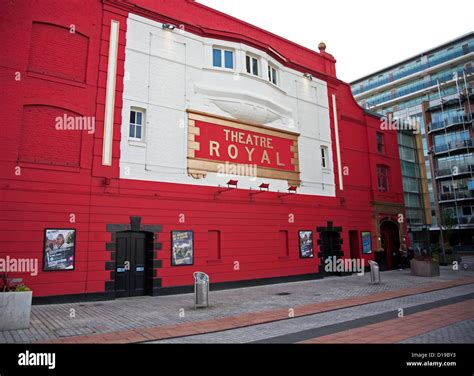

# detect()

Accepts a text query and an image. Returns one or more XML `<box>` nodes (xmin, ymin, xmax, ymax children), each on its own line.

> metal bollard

<box><xmin>193</xmin><ymin>272</ymin><xmax>210</xmax><ymax>308</ymax></box>
<box><xmin>368</xmin><ymin>261</ymin><xmax>381</xmax><ymax>284</ymax></box>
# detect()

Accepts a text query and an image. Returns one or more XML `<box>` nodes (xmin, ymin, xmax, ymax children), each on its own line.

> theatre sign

<box><xmin>187</xmin><ymin>111</ymin><xmax>301</xmax><ymax>186</ymax></box>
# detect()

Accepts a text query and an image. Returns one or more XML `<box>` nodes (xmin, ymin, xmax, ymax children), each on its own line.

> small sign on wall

<box><xmin>361</xmin><ymin>231</ymin><xmax>372</xmax><ymax>255</ymax></box>
<box><xmin>468</xmin><ymin>180</ymin><xmax>474</xmax><ymax>191</ymax></box>
<box><xmin>43</xmin><ymin>229</ymin><xmax>76</xmax><ymax>271</ymax></box>
<box><xmin>299</xmin><ymin>231</ymin><xmax>314</xmax><ymax>259</ymax></box>
<box><xmin>171</xmin><ymin>231</ymin><xmax>194</xmax><ymax>266</ymax></box>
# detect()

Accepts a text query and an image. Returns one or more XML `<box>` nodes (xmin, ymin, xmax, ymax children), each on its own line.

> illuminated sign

<box><xmin>187</xmin><ymin>111</ymin><xmax>300</xmax><ymax>185</ymax></box>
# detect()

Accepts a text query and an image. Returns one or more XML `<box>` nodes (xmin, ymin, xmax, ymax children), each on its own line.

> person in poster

<box><xmin>43</xmin><ymin>229</ymin><xmax>75</xmax><ymax>271</ymax></box>
<box><xmin>172</xmin><ymin>231</ymin><xmax>194</xmax><ymax>266</ymax></box>
<box><xmin>299</xmin><ymin>231</ymin><xmax>314</xmax><ymax>258</ymax></box>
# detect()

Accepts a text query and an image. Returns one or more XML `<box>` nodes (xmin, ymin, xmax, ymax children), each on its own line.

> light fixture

<box><xmin>249</xmin><ymin>183</ymin><xmax>270</xmax><ymax>200</ymax></box>
<box><xmin>162</xmin><ymin>23</ymin><xmax>176</xmax><ymax>31</ymax></box>
<box><xmin>278</xmin><ymin>185</ymin><xmax>298</xmax><ymax>199</ymax></box>
<box><xmin>215</xmin><ymin>180</ymin><xmax>239</xmax><ymax>198</ymax></box>
<box><xmin>303</xmin><ymin>73</ymin><xmax>313</xmax><ymax>80</ymax></box>
<box><xmin>288</xmin><ymin>185</ymin><xmax>298</xmax><ymax>194</ymax></box>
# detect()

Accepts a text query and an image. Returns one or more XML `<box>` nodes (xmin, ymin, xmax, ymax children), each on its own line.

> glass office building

<box><xmin>351</xmin><ymin>32</ymin><xmax>473</xmax><ymax>251</ymax></box>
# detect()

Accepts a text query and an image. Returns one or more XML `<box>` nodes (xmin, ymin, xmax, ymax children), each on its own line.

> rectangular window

<box><xmin>268</xmin><ymin>64</ymin><xmax>278</xmax><ymax>85</ymax></box>
<box><xmin>279</xmin><ymin>230</ymin><xmax>289</xmax><ymax>258</ymax></box>
<box><xmin>129</xmin><ymin>109</ymin><xmax>145</xmax><ymax>140</ymax></box>
<box><xmin>321</xmin><ymin>146</ymin><xmax>329</xmax><ymax>168</ymax></box>
<box><xmin>246</xmin><ymin>55</ymin><xmax>259</xmax><ymax>76</ymax></box>
<box><xmin>213</xmin><ymin>48</ymin><xmax>222</xmax><ymax>68</ymax></box>
<box><xmin>224</xmin><ymin>50</ymin><xmax>234</xmax><ymax>69</ymax></box>
<box><xmin>213</xmin><ymin>48</ymin><xmax>234</xmax><ymax>70</ymax></box>
<box><xmin>377</xmin><ymin>165</ymin><xmax>390</xmax><ymax>192</ymax></box>
<box><xmin>376</xmin><ymin>132</ymin><xmax>385</xmax><ymax>154</ymax></box>
<box><xmin>208</xmin><ymin>230</ymin><xmax>221</xmax><ymax>261</ymax></box>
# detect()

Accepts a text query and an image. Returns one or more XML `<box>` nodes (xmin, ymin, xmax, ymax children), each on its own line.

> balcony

<box><xmin>428</xmin><ymin>114</ymin><xmax>473</xmax><ymax>133</ymax></box>
<box><xmin>438</xmin><ymin>190</ymin><xmax>474</xmax><ymax>203</ymax></box>
<box><xmin>364</xmin><ymin>71</ymin><xmax>467</xmax><ymax>108</ymax></box>
<box><xmin>432</xmin><ymin>139</ymin><xmax>474</xmax><ymax>156</ymax></box>
<box><xmin>435</xmin><ymin>164</ymin><xmax>474</xmax><ymax>179</ymax></box>
<box><xmin>456</xmin><ymin>216</ymin><xmax>474</xmax><ymax>226</ymax></box>
<box><xmin>439</xmin><ymin>213</ymin><xmax>474</xmax><ymax>227</ymax></box>
<box><xmin>352</xmin><ymin>45</ymin><xmax>473</xmax><ymax>96</ymax></box>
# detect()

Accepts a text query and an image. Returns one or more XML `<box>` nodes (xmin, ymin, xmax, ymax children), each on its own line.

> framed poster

<box><xmin>299</xmin><ymin>231</ymin><xmax>314</xmax><ymax>259</ymax></box>
<box><xmin>43</xmin><ymin>229</ymin><xmax>76</xmax><ymax>271</ymax></box>
<box><xmin>361</xmin><ymin>231</ymin><xmax>372</xmax><ymax>254</ymax></box>
<box><xmin>171</xmin><ymin>231</ymin><xmax>194</xmax><ymax>266</ymax></box>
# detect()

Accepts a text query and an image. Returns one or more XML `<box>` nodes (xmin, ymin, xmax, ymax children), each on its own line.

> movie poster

<box><xmin>171</xmin><ymin>231</ymin><xmax>194</xmax><ymax>266</ymax></box>
<box><xmin>43</xmin><ymin>229</ymin><xmax>76</xmax><ymax>271</ymax></box>
<box><xmin>299</xmin><ymin>231</ymin><xmax>314</xmax><ymax>259</ymax></box>
<box><xmin>361</xmin><ymin>232</ymin><xmax>372</xmax><ymax>254</ymax></box>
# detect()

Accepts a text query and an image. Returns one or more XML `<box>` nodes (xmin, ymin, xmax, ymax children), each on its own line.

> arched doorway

<box><xmin>380</xmin><ymin>220</ymin><xmax>401</xmax><ymax>270</ymax></box>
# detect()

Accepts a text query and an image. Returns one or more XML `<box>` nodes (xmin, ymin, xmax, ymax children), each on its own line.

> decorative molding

<box><xmin>194</xmin><ymin>83</ymin><xmax>293</xmax><ymax>125</ymax></box>
<box><xmin>102</xmin><ymin>20</ymin><xmax>120</xmax><ymax>166</ymax></box>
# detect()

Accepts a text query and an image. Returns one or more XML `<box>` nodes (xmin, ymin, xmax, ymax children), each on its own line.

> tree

<box><xmin>437</xmin><ymin>212</ymin><xmax>456</xmax><ymax>265</ymax></box>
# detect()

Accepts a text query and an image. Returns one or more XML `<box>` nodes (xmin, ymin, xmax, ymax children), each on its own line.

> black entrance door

<box><xmin>320</xmin><ymin>230</ymin><xmax>342</xmax><ymax>276</ymax></box>
<box><xmin>115</xmin><ymin>232</ymin><xmax>147</xmax><ymax>298</ymax></box>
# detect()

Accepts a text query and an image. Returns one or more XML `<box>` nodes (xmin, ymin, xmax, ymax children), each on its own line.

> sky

<box><xmin>198</xmin><ymin>0</ymin><xmax>473</xmax><ymax>83</ymax></box>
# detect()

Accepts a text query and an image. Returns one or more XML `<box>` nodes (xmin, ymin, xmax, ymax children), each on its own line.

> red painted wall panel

<box><xmin>0</xmin><ymin>0</ymin><xmax>406</xmax><ymax>298</ymax></box>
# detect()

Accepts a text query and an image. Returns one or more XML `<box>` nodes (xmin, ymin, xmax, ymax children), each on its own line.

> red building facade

<box><xmin>0</xmin><ymin>0</ymin><xmax>407</xmax><ymax>301</ymax></box>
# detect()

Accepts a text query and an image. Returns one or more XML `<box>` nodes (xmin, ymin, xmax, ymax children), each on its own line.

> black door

<box><xmin>115</xmin><ymin>232</ymin><xmax>147</xmax><ymax>298</ymax></box>
<box><xmin>320</xmin><ymin>231</ymin><xmax>342</xmax><ymax>276</ymax></box>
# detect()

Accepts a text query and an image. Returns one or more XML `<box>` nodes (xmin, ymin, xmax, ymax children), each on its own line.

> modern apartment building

<box><xmin>351</xmin><ymin>33</ymin><xmax>473</xmax><ymax>251</ymax></box>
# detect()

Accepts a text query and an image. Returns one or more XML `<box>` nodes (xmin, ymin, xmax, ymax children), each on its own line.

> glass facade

<box><xmin>351</xmin><ymin>33</ymin><xmax>474</xmax><ymax>250</ymax></box>
<box><xmin>352</xmin><ymin>38</ymin><xmax>473</xmax><ymax>96</ymax></box>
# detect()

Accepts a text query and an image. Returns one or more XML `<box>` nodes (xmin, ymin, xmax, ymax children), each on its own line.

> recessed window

<box><xmin>208</xmin><ymin>230</ymin><xmax>221</xmax><ymax>261</ymax></box>
<box><xmin>377</xmin><ymin>165</ymin><xmax>390</xmax><ymax>193</ymax></box>
<box><xmin>246</xmin><ymin>55</ymin><xmax>259</xmax><ymax>76</ymax></box>
<box><xmin>129</xmin><ymin>109</ymin><xmax>145</xmax><ymax>140</ymax></box>
<box><xmin>268</xmin><ymin>64</ymin><xmax>278</xmax><ymax>85</ymax></box>
<box><xmin>321</xmin><ymin>146</ymin><xmax>329</xmax><ymax>168</ymax></box>
<box><xmin>376</xmin><ymin>132</ymin><xmax>385</xmax><ymax>154</ymax></box>
<box><xmin>213</xmin><ymin>48</ymin><xmax>234</xmax><ymax>70</ymax></box>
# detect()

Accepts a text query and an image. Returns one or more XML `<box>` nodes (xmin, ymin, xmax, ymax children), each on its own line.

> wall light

<box><xmin>278</xmin><ymin>185</ymin><xmax>298</xmax><ymax>199</ymax></box>
<box><xmin>162</xmin><ymin>23</ymin><xmax>176</xmax><ymax>31</ymax></box>
<box><xmin>249</xmin><ymin>183</ymin><xmax>270</xmax><ymax>201</ymax></box>
<box><xmin>303</xmin><ymin>73</ymin><xmax>313</xmax><ymax>81</ymax></box>
<box><xmin>215</xmin><ymin>180</ymin><xmax>239</xmax><ymax>199</ymax></box>
<box><xmin>288</xmin><ymin>185</ymin><xmax>298</xmax><ymax>194</ymax></box>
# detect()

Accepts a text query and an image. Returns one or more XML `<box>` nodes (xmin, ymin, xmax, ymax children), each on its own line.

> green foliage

<box><xmin>439</xmin><ymin>213</ymin><xmax>456</xmax><ymax>242</ymax></box>
<box><xmin>14</xmin><ymin>284</ymin><xmax>31</xmax><ymax>292</ymax></box>
<box><xmin>432</xmin><ymin>242</ymin><xmax>453</xmax><ymax>255</ymax></box>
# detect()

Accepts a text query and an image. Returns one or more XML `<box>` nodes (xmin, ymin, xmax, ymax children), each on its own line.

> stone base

<box><xmin>0</xmin><ymin>291</ymin><xmax>33</xmax><ymax>330</ymax></box>
<box><xmin>410</xmin><ymin>260</ymin><xmax>440</xmax><ymax>277</ymax></box>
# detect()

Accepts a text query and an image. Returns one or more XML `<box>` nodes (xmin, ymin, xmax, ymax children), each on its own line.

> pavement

<box><xmin>1</xmin><ymin>267</ymin><xmax>474</xmax><ymax>344</ymax></box>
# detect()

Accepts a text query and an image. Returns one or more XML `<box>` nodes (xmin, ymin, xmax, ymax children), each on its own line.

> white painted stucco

<box><xmin>120</xmin><ymin>13</ymin><xmax>336</xmax><ymax>196</ymax></box>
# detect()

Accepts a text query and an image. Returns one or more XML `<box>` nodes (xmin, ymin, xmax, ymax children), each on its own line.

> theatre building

<box><xmin>0</xmin><ymin>0</ymin><xmax>407</xmax><ymax>302</ymax></box>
